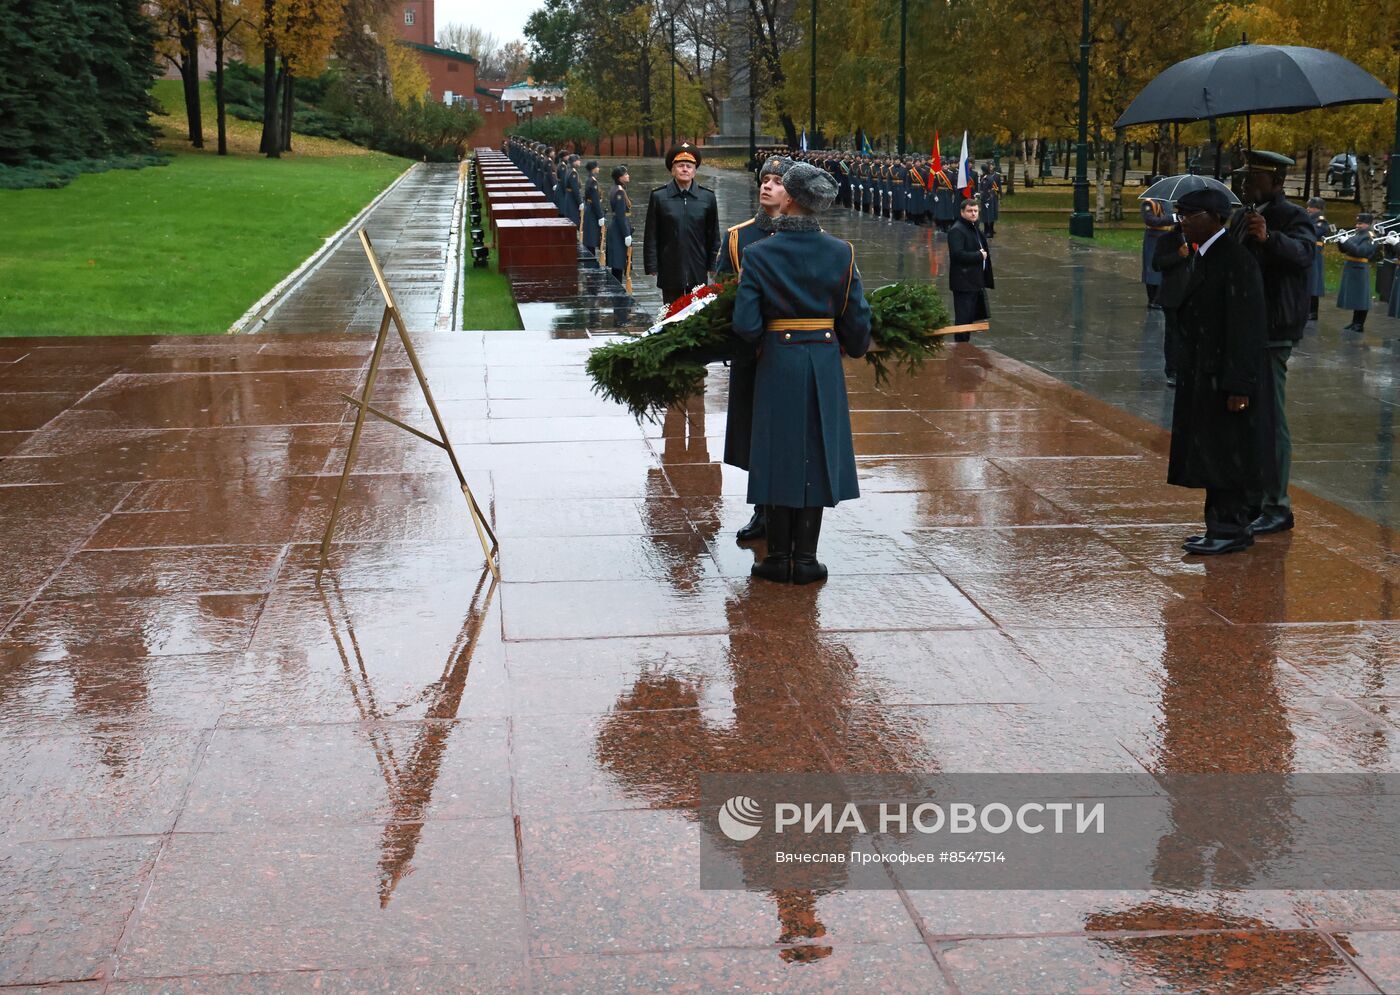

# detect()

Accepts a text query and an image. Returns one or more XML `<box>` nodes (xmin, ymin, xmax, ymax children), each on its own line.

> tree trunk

<box><xmin>1109</xmin><ymin>130</ymin><xmax>1128</xmax><ymax>221</ymax></box>
<box><xmin>1304</xmin><ymin>144</ymin><xmax>1314</xmax><ymax>199</ymax></box>
<box><xmin>177</xmin><ymin>1</ymin><xmax>202</xmax><ymax>147</ymax></box>
<box><xmin>213</xmin><ymin>1</ymin><xmax>227</xmax><ymax>156</ymax></box>
<box><xmin>1359</xmin><ymin>153</ymin><xmax>1376</xmax><ymax>213</ymax></box>
<box><xmin>1093</xmin><ymin>134</ymin><xmax>1106</xmax><ymax>222</ymax></box>
<box><xmin>259</xmin><ymin>1</ymin><xmax>281</xmax><ymax>158</ymax></box>
<box><xmin>281</xmin><ymin>64</ymin><xmax>294</xmax><ymax>152</ymax></box>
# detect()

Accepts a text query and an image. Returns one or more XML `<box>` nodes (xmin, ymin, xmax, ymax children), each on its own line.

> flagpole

<box><xmin>897</xmin><ymin>0</ymin><xmax>907</xmax><ymax>155</ymax></box>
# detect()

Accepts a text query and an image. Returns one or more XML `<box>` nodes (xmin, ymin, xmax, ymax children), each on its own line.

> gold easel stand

<box><xmin>316</xmin><ymin>230</ymin><xmax>499</xmax><ymax>582</ymax></box>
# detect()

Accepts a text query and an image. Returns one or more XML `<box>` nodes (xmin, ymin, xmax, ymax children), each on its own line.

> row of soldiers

<box><xmin>505</xmin><ymin>137</ymin><xmax>636</xmax><ymax>282</ymax></box>
<box><xmin>749</xmin><ymin>147</ymin><xmax>1003</xmax><ymax>235</ymax></box>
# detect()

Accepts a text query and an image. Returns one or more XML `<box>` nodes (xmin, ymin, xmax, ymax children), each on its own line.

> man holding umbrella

<box><xmin>1228</xmin><ymin>149</ymin><xmax>1315</xmax><ymax>538</ymax></box>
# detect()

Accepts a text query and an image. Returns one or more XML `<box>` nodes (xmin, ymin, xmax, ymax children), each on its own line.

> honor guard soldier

<box><xmin>582</xmin><ymin>161</ymin><xmax>604</xmax><ymax>261</ymax></box>
<box><xmin>906</xmin><ymin>157</ymin><xmax>927</xmax><ymax>224</ymax></box>
<box><xmin>1229</xmin><ymin>148</ymin><xmax>1315</xmax><ymax>537</ymax></box>
<box><xmin>716</xmin><ymin>154</ymin><xmax>792</xmax><ymax>543</ymax></box>
<box><xmin>1338</xmin><ymin>214</ymin><xmax>1378</xmax><ymax>334</ymax></box>
<box><xmin>1141</xmin><ymin>197</ymin><xmax>1173</xmax><ymax>307</ymax></box>
<box><xmin>643</xmin><ymin>143</ymin><xmax>721</xmax><ymax>305</ymax></box>
<box><xmin>606</xmin><ymin>165</ymin><xmax>633</xmax><ymax>285</ymax></box>
<box><xmin>1305</xmin><ymin>196</ymin><xmax>1333</xmax><ymax>320</ymax></box>
<box><xmin>978</xmin><ymin>163</ymin><xmax>1001</xmax><ymax>237</ymax></box>
<box><xmin>732</xmin><ymin>162</ymin><xmax>872</xmax><ymax>584</ymax></box>
<box><xmin>892</xmin><ymin>157</ymin><xmax>908</xmax><ymax>220</ymax></box>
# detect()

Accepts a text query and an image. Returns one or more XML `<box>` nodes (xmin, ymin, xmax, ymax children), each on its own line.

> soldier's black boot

<box><xmin>751</xmin><ymin>506</ymin><xmax>792</xmax><ymax>583</ymax></box>
<box><xmin>791</xmin><ymin>507</ymin><xmax>828</xmax><ymax>585</ymax></box>
<box><xmin>736</xmin><ymin>505</ymin><xmax>766</xmax><ymax>542</ymax></box>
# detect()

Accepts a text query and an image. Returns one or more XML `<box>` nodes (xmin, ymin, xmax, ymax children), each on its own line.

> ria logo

<box><xmin>717</xmin><ymin>795</ymin><xmax>764</xmax><ymax>841</ymax></box>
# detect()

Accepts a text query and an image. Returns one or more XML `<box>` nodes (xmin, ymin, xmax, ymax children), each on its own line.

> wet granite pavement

<box><xmin>5</xmin><ymin>327</ymin><xmax>1400</xmax><ymax>991</ymax></box>
<box><xmin>245</xmin><ymin>163</ymin><xmax>461</xmax><ymax>335</ymax></box>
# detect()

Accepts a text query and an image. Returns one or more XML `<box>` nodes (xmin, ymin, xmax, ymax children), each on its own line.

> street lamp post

<box><xmin>809</xmin><ymin>0</ymin><xmax>817</xmax><ymax>143</ymax></box>
<box><xmin>897</xmin><ymin>0</ymin><xmax>907</xmax><ymax>155</ymax></box>
<box><xmin>747</xmin><ymin>27</ymin><xmax>756</xmax><ymax>165</ymax></box>
<box><xmin>1068</xmin><ymin>0</ymin><xmax>1094</xmax><ymax>237</ymax></box>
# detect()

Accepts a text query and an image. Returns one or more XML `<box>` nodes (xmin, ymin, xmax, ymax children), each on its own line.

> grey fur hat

<box><xmin>759</xmin><ymin>155</ymin><xmax>794</xmax><ymax>179</ymax></box>
<box><xmin>782</xmin><ymin>161</ymin><xmax>837</xmax><ymax>213</ymax></box>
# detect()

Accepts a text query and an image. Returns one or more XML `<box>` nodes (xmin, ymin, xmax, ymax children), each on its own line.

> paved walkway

<box><xmin>244</xmin><ymin>162</ymin><xmax>461</xmax><ymax>335</ymax></box>
<box><xmin>4</xmin><ymin>330</ymin><xmax>1400</xmax><ymax>991</ymax></box>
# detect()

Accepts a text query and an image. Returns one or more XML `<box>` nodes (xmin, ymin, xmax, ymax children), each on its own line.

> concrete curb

<box><xmin>227</xmin><ymin>162</ymin><xmax>421</xmax><ymax>335</ymax></box>
<box><xmin>436</xmin><ymin>159</ymin><xmax>467</xmax><ymax>331</ymax></box>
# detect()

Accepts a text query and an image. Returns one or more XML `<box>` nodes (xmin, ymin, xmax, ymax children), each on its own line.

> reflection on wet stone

<box><xmin>5</xmin><ymin>153</ymin><xmax>1400</xmax><ymax>988</ymax></box>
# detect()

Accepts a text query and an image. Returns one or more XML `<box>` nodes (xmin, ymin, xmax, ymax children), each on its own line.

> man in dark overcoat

<box><xmin>1152</xmin><ymin>215</ymin><xmax>1191</xmax><ymax>384</ymax></box>
<box><xmin>1228</xmin><ymin>149</ymin><xmax>1314</xmax><ymax>537</ymax></box>
<box><xmin>1141</xmin><ymin>197</ymin><xmax>1173</xmax><ymax>308</ymax></box>
<box><xmin>715</xmin><ymin>155</ymin><xmax>791</xmax><ymax>543</ymax></box>
<box><xmin>642</xmin><ymin>143</ymin><xmax>721</xmax><ymax>305</ymax></box>
<box><xmin>732</xmin><ymin>162</ymin><xmax>872</xmax><ymax>584</ymax></box>
<box><xmin>946</xmin><ymin>197</ymin><xmax>993</xmax><ymax>343</ymax></box>
<box><xmin>1169</xmin><ymin>187</ymin><xmax>1271</xmax><ymax>556</ymax></box>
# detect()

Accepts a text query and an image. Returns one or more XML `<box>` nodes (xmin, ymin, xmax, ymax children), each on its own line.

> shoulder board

<box><xmin>728</xmin><ymin>218</ymin><xmax>757</xmax><ymax>234</ymax></box>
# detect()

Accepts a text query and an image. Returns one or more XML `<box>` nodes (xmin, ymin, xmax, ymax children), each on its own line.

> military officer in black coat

<box><xmin>1169</xmin><ymin>186</ymin><xmax>1272</xmax><ymax>556</ymax></box>
<box><xmin>946</xmin><ymin>198</ymin><xmax>993</xmax><ymax>343</ymax></box>
<box><xmin>732</xmin><ymin>162</ymin><xmax>871</xmax><ymax>584</ymax></box>
<box><xmin>606</xmin><ymin>165</ymin><xmax>633</xmax><ymax>285</ymax></box>
<box><xmin>716</xmin><ymin>155</ymin><xmax>792</xmax><ymax>542</ymax></box>
<box><xmin>1229</xmin><ymin>149</ymin><xmax>1315</xmax><ymax>537</ymax></box>
<box><xmin>643</xmin><ymin>144</ymin><xmax>721</xmax><ymax>305</ymax></box>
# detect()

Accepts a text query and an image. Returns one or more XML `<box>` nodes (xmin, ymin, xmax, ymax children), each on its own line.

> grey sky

<box><xmin>435</xmin><ymin>0</ymin><xmax>544</xmax><ymax>46</ymax></box>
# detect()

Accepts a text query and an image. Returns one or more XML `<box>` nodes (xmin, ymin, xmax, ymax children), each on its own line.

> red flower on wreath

<box><xmin>662</xmin><ymin>282</ymin><xmax>727</xmax><ymax>320</ymax></box>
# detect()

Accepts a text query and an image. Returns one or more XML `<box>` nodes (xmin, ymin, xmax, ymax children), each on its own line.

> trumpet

<box><xmin>1323</xmin><ymin>215</ymin><xmax>1400</xmax><ymax>243</ymax></box>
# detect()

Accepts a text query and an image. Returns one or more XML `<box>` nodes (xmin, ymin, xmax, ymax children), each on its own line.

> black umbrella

<box><xmin>1137</xmin><ymin>174</ymin><xmax>1241</xmax><ymax>206</ymax></box>
<box><xmin>1116</xmin><ymin>44</ymin><xmax>1394</xmax><ymax>128</ymax></box>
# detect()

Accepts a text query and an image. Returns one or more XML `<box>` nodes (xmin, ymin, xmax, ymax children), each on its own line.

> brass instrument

<box><xmin>1323</xmin><ymin>215</ymin><xmax>1400</xmax><ymax>243</ymax></box>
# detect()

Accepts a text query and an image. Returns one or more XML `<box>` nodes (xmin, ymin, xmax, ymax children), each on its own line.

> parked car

<box><xmin>1328</xmin><ymin>153</ymin><xmax>1357</xmax><ymax>186</ymax></box>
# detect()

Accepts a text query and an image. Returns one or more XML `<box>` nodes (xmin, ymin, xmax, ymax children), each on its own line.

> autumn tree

<box><xmin>150</xmin><ymin>0</ymin><xmax>205</xmax><ymax>147</ymax></box>
<box><xmin>256</xmin><ymin>0</ymin><xmax>348</xmax><ymax>157</ymax></box>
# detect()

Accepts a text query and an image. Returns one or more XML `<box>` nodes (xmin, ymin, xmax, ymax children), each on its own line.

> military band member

<box><xmin>1338</xmin><ymin>213</ymin><xmax>1378</xmax><ymax>334</ymax></box>
<box><xmin>1141</xmin><ymin>197</ymin><xmax>1172</xmax><ymax>307</ymax></box>
<box><xmin>1305</xmin><ymin>196</ymin><xmax>1333</xmax><ymax>320</ymax></box>
<box><xmin>606</xmin><ymin>165</ymin><xmax>633</xmax><ymax>285</ymax></box>
<box><xmin>643</xmin><ymin>143</ymin><xmax>721</xmax><ymax>305</ymax></box>
<box><xmin>733</xmin><ymin>162</ymin><xmax>872</xmax><ymax>584</ymax></box>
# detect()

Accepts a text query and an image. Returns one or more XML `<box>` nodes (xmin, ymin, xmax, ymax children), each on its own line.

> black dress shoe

<box><xmin>1184</xmin><ymin>536</ymin><xmax>1252</xmax><ymax>556</ymax></box>
<box><xmin>1165</xmin><ymin>375</ymin><xmax>1177</xmax><ymax>387</ymax></box>
<box><xmin>736</xmin><ymin>506</ymin><xmax>766</xmax><ymax>542</ymax></box>
<box><xmin>1183</xmin><ymin>533</ymin><xmax>1253</xmax><ymax>549</ymax></box>
<box><xmin>1250</xmin><ymin>511</ymin><xmax>1294</xmax><ymax>535</ymax></box>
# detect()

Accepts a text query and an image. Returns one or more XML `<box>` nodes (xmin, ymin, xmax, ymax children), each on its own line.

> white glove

<box><xmin>599</xmin><ymin>218</ymin><xmax>606</xmax><ymax>229</ymax></box>
<box><xmin>625</xmin><ymin>235</ymin><xmax>633</xmax><ymax>248</ymax></box>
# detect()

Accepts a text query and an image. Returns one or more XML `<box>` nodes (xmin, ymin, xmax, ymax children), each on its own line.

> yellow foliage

<box><xmin>387</xmin><ymin>38</ymin><xmax>431</xmax><ymax>106</ymax></box>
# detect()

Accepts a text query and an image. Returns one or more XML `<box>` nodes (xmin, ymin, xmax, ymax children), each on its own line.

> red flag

<box><xmin>928</xmin><ymin>131</ymin><xmax>942</xmax><ymax>191</ymax></box>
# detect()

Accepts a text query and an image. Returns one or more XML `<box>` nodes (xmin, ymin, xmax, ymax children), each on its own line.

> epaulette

<box><xmin>728</xmin><ymin>218</ymin><xmax>757</xmax><ymax>234</ymax></box>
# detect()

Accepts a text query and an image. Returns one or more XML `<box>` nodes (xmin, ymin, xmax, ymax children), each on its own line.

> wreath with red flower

<box><xmin>586</xmin><ymin>280</ymin><xmax>953</xmax><ymax>421</ymax></box>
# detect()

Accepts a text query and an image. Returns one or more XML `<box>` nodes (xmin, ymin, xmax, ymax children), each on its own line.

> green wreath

<box><xmin>586</xmin><ymin>280</ymin><xmax>951</xmax><ymax>421</ymax></box>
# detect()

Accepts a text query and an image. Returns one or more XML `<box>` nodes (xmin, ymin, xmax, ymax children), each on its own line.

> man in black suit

<box><xmin>1169</xmin><ymin>186</ymin><xmax>1271</xmax><ymax>556</ymax></box>
<box><xmin>946</xmin><ymin>197</ymin><xmax>993</xmax><ymax>342</ymax></box>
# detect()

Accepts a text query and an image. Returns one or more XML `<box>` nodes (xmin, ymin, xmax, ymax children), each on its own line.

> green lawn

<box><xmin>0</xmin><ymin>149</ymin><xmax>407</xmax><ymax>336</ymax></box>
<box><xmin>461</xmin><ymin>187</ymin><xmax>523</xmax><ymax>330</ymax></box>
